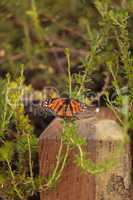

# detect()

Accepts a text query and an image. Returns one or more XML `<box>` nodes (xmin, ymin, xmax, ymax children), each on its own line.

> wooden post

<box><xmin>39</xmin><ymin>107</ymin><xmax>132</xmax><ymax>200</ymax></box>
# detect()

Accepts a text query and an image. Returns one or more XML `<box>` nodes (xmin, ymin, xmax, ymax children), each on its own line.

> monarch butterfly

<box><xmin>41</xmin><ymin>98</ymin><xmax>89</xmax><ymax>118</ymax></box>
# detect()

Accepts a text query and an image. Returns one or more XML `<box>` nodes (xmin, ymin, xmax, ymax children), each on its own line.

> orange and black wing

<box><xmin>48</xmin><ymin>98</ymin><xmax>67</xmax><ymax>117</ymax></box>
<box><xmin>42</xmin><ymin>98</ymin><xmax>67</xmax><ymax>117</ymax></box>
<box><xmin>42</xmin><ymin>98</ymin><xmax>87</xmax><ymax>118</ymax></box>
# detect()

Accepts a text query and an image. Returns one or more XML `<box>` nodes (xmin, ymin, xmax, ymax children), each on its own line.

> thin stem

<box><xmin>7</xmin><ymin>160</ymin><xmax>15</xmax><ymax>180</ymax></box>
<box><xmin>54</xmin><ymin>144</ymin><xmax>70</xmax><ymax>182</ymax></box>
<box><xmin>77</xmin><ymin>145</ymin><xmax>84</xmax><ymax>167</ymax></box>
<box><xmin>108</xmin><ymin>63</ymin><xmax>121</xmax><ymax>96</ymax></box>
<box><xmin>77</xmin><ymin>54</ymin><xmax>93</xmax><ymax>96</ymax></box>
<box><xmin>23</xmin><ymin>21</ymin><xmax>33</xmax><ymax>64</ymax></box>
<box><xmin>0</xmin><ymin>76</ymin><xmax>13</xmax><ymax>140</ymax></box>
<box><xmin>6</xmin><ymin>160</ymin><xmax>24</xmax><ymax>199</ymax></box>
<box><xmin>77</xmin><ymin>34</ymin><xmax>105</xmax><ymax>96</ymax></box>
<box><xmin>65</xmin><ymin>48</ymin><xmax>72</xmax><ymax>98</ymax></box>
<box><xmin>46</xmin><ymin>139</ymin><xmax>63</xmax><ymax>187</ymax></box>
<box><xmin>27</xmin><ymin>134</ymin><xmax>35</xmax><ymax>191</ymax></box>
<box><xmin>41</xmin><ymin>140</ymin><xmax>69</xmax><ymax>191</ymax></box>
<box><xmin>30</xmin><ymin>0</ymin><xmax>43</xmax><ymax>42</ymax></box>
<box><xmin>69</xmin><ymin>136</ymin><xmax>84</xmax><ymax>167</ymax></box>
<box><xmin>1</xmin><ymin>78</ymin><xmax>9</xmax><ymax>132</ymax></box>
<box><xmin>106</xmin><ymin>97</ymin><xmax>123</xmax><ymax>124</ymax></box>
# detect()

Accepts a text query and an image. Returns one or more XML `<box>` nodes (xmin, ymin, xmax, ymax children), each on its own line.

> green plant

<box><xmin>0</xmin><ymin>68</ymin><xmax>38</xmax><ymax>199</ymax></box>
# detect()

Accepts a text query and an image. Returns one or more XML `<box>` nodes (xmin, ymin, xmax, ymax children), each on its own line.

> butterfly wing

<box><xmin>42</xmin><ymin>98</ymin><xmax>88</xmax><ymax>118</ymax></box>
<box><xmin>48</xmin><ymin>98</ymin><xmax>63</xmax><ymax>111</ymax></box>
<box><xmin>47</xmin><ymin>98</ymin><xmax>66</xmax><ymax>117</ymax></box>
<box><xmin>70</xmin><ymin>99</ymin><xmax>81</xmax><ymax>114</ymax></box>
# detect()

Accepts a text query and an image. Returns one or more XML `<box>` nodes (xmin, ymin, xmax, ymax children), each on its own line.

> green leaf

<box><xmin>0</xmin><ymin>141</ymin><xmax>14</xmax><ymax>162</ymax></box>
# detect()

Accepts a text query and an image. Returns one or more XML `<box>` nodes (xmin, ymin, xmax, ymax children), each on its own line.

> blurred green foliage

<box><xmin>0</xmin><ymin>70</ymin><xmax>38</xmax><ymax>199</ymax></box>
<box><xmin>0</xmin><ymin>0</ymin><xmax>132</xmax><ymax>94</ymax></box>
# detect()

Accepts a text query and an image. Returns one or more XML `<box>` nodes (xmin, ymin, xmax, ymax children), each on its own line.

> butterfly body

<box><xmin>41</xmin><ymin>98</ymin><xmax>88</xmax><ymax>118</ymax></box>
